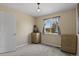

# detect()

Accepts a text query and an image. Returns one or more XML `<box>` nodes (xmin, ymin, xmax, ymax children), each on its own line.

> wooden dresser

<box><xmin>31</xmin><ymin>32</ymin><xmax>41</xmax><ymax>44</ymax></box>
<box><xmin>61</xmin><ymin>35</ymin><xmax>77</xmax><ymax>54</ymax></box>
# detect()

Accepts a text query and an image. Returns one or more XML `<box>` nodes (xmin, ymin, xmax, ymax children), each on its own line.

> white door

<box><xmin>0</xmin><ymin>13</ymin><xmax>5</xmax><ymax>53</ymax></box>
<box><xmin>0</xmin><ymin>12</ymin><xmax>16</xmax><ymax>53</ymax></box>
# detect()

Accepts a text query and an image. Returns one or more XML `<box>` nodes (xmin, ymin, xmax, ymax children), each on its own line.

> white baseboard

<box><xmin>16</xmin><ymin>43</ymin><xmax>28</xmax><ymax>49</ymax></box>
<box><xmin>41</xmin><ymin>42</ymin><xmax>61</xmax><ymax>48</ymax></box>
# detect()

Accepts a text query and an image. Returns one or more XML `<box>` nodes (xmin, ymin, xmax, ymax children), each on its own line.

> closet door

<box><xmin>3</xmin><ymin>13</ymin><xmax>16</xmax><ymax>52</ymax></box>
<box><xmin>0</xmin><ymin>13</ymin><xmax>5</xmax><ymax>53</ymax></box>
<box><xmin>0</xmin><ymin>12</ymin><xmax>16</xmax><ymax>53</ymax></box>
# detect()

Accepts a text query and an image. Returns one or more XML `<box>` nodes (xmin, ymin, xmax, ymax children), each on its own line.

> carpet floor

<box><xmin>0</xmin><ymin>44</ymin><xmax>72</xmax><ymax>56</ymax></box>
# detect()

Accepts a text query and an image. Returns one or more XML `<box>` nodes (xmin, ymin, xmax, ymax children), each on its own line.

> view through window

<box><xmin>43</xmin><ymin>16</ymin><xmax>60</xmax><ymax>34</ymax></box>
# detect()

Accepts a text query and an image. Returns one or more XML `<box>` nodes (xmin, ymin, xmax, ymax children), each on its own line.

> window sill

<box><xmin>44</xmin><ymin>33</ymin><xmax>59</xmax><ymax>35</ymax></box>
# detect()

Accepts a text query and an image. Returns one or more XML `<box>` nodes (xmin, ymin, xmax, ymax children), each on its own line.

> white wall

<box><xmin>16</xmin><ymin>13</ymin><xmax>35</xmax><ymax>46</ymax></box>
<box><xmin>76</xmin><ymin>4</ymin><xmax>79</xmax><ymax>56</ymax></box>
<box><xmin>35</xmin><ymin>9</ymin><xmax>76</xmax><ymax>47</ymax></box>
<box><xmin>0</xmin><ymin>5</ymin><xmax>35</xmax><ymax>48</ymax></box>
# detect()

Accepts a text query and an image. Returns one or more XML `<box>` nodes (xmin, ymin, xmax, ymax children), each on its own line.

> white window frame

<box><xmin>43</xmin><ymin>16</ymin><xmax>60</xmax><ymax>35</ymax></box>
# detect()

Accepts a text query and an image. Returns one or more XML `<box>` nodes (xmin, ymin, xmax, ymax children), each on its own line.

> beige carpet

<box><xmin>0</xmin><ymin>44</ymin><xmax>72</xmax><ymax>56</ymax></box>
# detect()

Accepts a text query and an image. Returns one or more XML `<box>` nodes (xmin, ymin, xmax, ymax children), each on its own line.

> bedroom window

<box><xmin>43</xmin><ymin>16</ymin><xmax>60</xmax><ymax>34</ymax></box>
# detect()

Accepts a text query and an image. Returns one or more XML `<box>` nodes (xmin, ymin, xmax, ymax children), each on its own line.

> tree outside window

<box><xmin>43</xmin><ymin>16</ymin><xmax>60</xmax><ymax>34</ymax></box>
